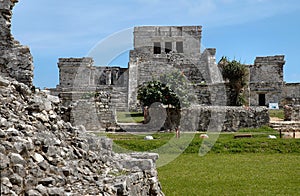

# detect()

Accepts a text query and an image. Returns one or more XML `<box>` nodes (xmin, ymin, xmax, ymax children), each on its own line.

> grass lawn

<box><xmin>158</xmin><ymin>154</ymin><xmax>300</xmax><ymax>195</ymax></box>
<box><xmin>269</xmin><ymin>109</ymin><xmax>284</xmax><ymax>119</ymax></box>
<box><xmin>116</xmin><ymin>112</ymin><xmax>144</xmax><ymax>123</ymax></box>
<box><xmin>103</xmin><ymin>131</ymin><xmax>300</xmax><ymax>195</ymax></box>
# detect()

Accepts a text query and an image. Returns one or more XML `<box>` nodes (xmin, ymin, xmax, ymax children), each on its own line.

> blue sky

<box><xmin>12</xmin><ymin>0</ymin><xmax>300</xmax><ymax>88</ymax></box>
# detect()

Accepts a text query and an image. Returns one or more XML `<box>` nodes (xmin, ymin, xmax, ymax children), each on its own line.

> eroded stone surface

<box><xmin>0</xmin><ymin>75</ymin><xmax>164</xmax><ymax>195</ymax></box>
<box><xmin>0</xmin><ymin>0</ymin><xmax>34</xmax><ymax>86</ymax></box>
<box><xmin>0</xmin><ymin>0</ymin><xmax>164</xmax><ymax>195</ymax></box>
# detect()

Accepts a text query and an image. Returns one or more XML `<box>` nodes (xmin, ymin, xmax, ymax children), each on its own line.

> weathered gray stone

<box><xmin>26</xmin><ymin>189</ymin><xmax>41</xmax><ymax>196</ymax></box>
<box><xmin>10</xmin><ymin>152</ymin><xmax>26</xmax><ymax>165</ymax></box>
<box><xmin>284</xmin><ymin>105</ymin><xmax>300</xmax><ymax>121</ymax></box>
<box><xmin>13</xmin><ymin>142</ymin><xmax>27</xmax><ymax>154</ymax></box>
<box><xmin>1</xmin><ymin>177</ymin><xmax>12</xmax><ymax>188</ymax></box>
<box><xmin>12</xmin><ymin>164</ymin><xmax>26</xmax><ymax>177</ymax></box>
<box><xmin>38</xmin><ymin>177</ymin><xmax>55</xmax><ymax>186</ymax></box>
<box><xmin>36</xmin><ymin>184</ymin><xmax>48</xmax><ymax>195</ymax></box>
<box><xmin>0</xmin><ymin>0</ymin><xmax>34</xmax><ymax>87</ymax></box>
<box><xmin>130</xmin><ymin>152</ymin><xmax>159</xmax><ymax>162</ymax></box>
<box><xmin>10</xmin><ymin>173</ymin><xmax>23</xmax><ymax>186</ymax></box>
<box><xmin>0</xmin><ymin>153</ymin><xmax>9</xmax><ymax>169</ymax></box>
<box><xmin>32</xmin><ymin>112</ymin><xmax>49</xmax><ymax>123</ymax></box>
<box><xmin>0</xmin><ymin>128</ymin><xmax>6</xmax><ymax>137</ymax></box>
<box><xmin>162</xmin><ymin>106</ymin><xmax>269</xmax><ymax>132</ymax></box>
<box><xmin>47</xmin><ymin>187</ymin><xmax>64</xmax><ymax>196</ymax></box>
<box><xmin>5</xmin><ymin>127</ymin><xmax>19</xmax><ymax>136</ymax></box>
<box><xmin>32</xmin><ymin>152</ymin><xmax>44</xmax><ymax>163</ymax></box>
<box><xmin>121</xmin><ymin>158</ymin><xmax>154</xmax><ymax>171</ymax></box>
<box><xmin>0</xmin><ymin>2</ymin><xmax>164</xmax><ymax>196</ymax></box>
<box><xmin>0</xmin><ymin>76</ymin><xmax>10</xmax><ymax>87</ymax></box>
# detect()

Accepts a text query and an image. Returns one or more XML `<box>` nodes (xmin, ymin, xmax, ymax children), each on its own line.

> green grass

<box><xmin>102</xmin><ymin>131</ymin><xmax>300</xmax><ymax>195</ymax></box>
<box><xmin>107</xmin><ymin>133</ymin><xmax>175</xmax><ymax>153</ymax></box>
<box><xmin>269</xmin><ymin>109</ymin><xmax>284</xmax><ymax>119</ymax></box>
<box><xmin>108</xmin><ymin>132</ymin><xmax>300</xmax><ymax>154</ymax></box>
<box><xmin>116</xmin><ymin>112</ymin><xmax>144</xmax><ymax>123</ymax></box>
<box><xmin>238</xmin><ymin>125</ymin><xmax>276</xmax><ymax>133</ymax></box>
<box><xmin>158</xmin><ymin>154</ymin><xmax>300</xmax><ymax>195</ymax></box>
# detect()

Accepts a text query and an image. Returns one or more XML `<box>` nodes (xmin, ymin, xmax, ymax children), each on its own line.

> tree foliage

<box><xmin>219</xmin><ymin>56</ymin><xmax>248</xmax><ymax>106</ymax></box>
<box><xmin>137</xmin><ymin>71</ymin><xmax>196</xmax><ymax>109</ymax></box>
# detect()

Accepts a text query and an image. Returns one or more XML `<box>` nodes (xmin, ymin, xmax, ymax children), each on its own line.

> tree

<box><xmin>137</xmin><ymin>71</ymin><xmax>196</xmax><ymax>109</ymax></box>
<box><xmin>219</xmin><ymin>57</ymin><xmax>248</xmax><ymax>106</ymax></box>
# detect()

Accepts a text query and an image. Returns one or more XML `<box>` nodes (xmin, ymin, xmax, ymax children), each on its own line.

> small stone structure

<box><xmin>249</xmin><ymin>55</ymin><xmax>285</xmax><ymax>106</ymax></box>
<box><xmin>53</xmin><ymin>58</ymin><xmax>128</xmax><ymax>131</ymax></box>
<box><xmin>55</xmin><ymin>58</ymin><xmax>128</xmax><ymax>108</ymax></box>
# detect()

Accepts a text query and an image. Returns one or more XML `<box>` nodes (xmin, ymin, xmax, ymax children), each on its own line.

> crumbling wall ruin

<box><xmin>0</xmin><ymin>0</ymin><xmax>33</xmax><ymax>87</ymax></box>
<box><xmin>53</xmin><ymin>58</ymin><xmax>129</xmax><ymax>131</ymax></box>
<box><xmin>53</xmin><ymin>25</ymin><xmax>299</xmax><ymax>133</ymax></box>
<box><xmin>284</xmin><ymin>105</ymin><xmax>300</xmax><ymax>121</ymax></box>
<box><xmin>282</xmin><ymin>83</ymin><xmax>300</xmax><ymax>105</ymax></box>
<box><xmin>1</xmin><ymin>1</ymin><xmax>164</xmax><ymax>195</ymax></box>
<box><xmin>161</xmin><ymin>106</ymin><xmax>269</xmax><ymax>132</ymax></box>
<box><xmin>0</xmin><ymin>78</ymin><xmax>164</xmax><ymax>195</ymax></box>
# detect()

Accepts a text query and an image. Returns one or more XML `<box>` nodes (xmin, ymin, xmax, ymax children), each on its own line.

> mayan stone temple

<box><xmin>50</xmin><ymin>26</ymin><xmax>300</xmax><ymax>132</ymax></box>
<box><xmin>2</xmin><ymin>1</ymin><xmax>300</xmax><ymax>194</ymax></box>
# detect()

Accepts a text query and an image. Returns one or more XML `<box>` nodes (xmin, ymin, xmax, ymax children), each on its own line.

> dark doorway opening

<box><xmin>154</xmin><ymin>42</ymin><xmax>161</xmax><ymax>54</ymax></box>
<box><xmin>165</xmin><ymin>42</ymin><xmax>172</xmax><ymax>53</ymax></box>
<box><xmin>259</xmin><ymin>94</ymin><xmax>266</xmax><ymax>106</ymax></box>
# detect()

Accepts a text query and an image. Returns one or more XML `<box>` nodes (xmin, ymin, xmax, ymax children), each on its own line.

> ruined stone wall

<box><xmin>54</xmin><ymin>58</ymin><xmax>129</xmax><ymax>129</ymax></box>
<box><xmin>58</xmin><ymin>87</ymin><xmax>120</xmax><ymax>131</ymax></box>
<box><xmin>1</xmin><ymin>2</ymin><xmax>164</xmax><ymax>193</ymax></box>
<box><xmin>163</xmin><ymin>106</ymin><xmax>269</xmax><ymax>132</ymax></box>
<box><xmin>284</xmin><ymin>105</ymin><xmax>300</xmax><ymax>121</ymax></box>
<box><xmin>249</xmin><ymin>55</ymin><xmax>285</xmax><ymax>106</ymax></box>
<box><xmin>0</xmin><ymin>0</ymin><xmax>33</xmax><ymax>87</ymax></box>
<box><xmin>0</xmin><ymin>77</ymin><xmax>164</xmax><ymax>195</ymax></box>
<box><xmin>281</xmin><ymin>83</ymin><xmax>300</xmax><ymax>105</ymax></box>
<box><xmin>57</xmin><ymin>58</ymin><xmax>127</xmax><ymax>89</ymax></box>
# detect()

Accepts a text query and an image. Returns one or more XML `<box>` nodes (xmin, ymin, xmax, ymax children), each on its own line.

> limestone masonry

<box><xmin>0</xmin><ymin>0</ymin><xmax>33</xmax><ymax>87</ymax></box>
<box><xmin>0</xmin><ymin>1</ymin><xmax>164</xmax><ymax>195</ymax></box>
<box><xmin>51</xmin><ymin>26</ymin><xmax>300</xmax><ymax>131</ymax></box>
<box><xmin>54</xmin><ymin>27</ymin><xmax>300</xmax><ymax>109</ymax></box>
<box><xmin>0</xmin><ymin>78</ymin><xmax>164</xmax><ymax>195</ymax></box>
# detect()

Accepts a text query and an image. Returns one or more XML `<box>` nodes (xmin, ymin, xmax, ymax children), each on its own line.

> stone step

<box><xmin>269</xmin><ymin>121</ymin><xmax>300</xmax><ymax>131</ymax></box>
<box><xmin>110</xmin><ymin>87</ymin><xmax>128</xmax><ymax>111</ymax></box>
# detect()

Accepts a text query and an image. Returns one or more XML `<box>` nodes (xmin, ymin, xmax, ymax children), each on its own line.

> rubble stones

<box><xmin>284</xmin><ymin>105</ymin><xmax>300</xmax><ymax>121</ymax></box>
<box><xmin>0</xmin><ymin>77</ymin><xmax>164</xmax><ymax>195</ymax></box>
<box><xmin>0</xmin><ymin>1</ymin><xmax>162</xmax><ymax>193</ymax></box>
